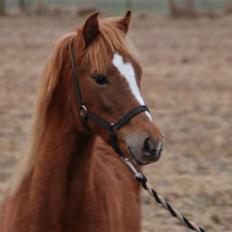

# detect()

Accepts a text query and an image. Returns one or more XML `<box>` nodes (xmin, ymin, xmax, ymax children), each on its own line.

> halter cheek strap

<box><xmin>70</xmin><ymin>45</ymin><xmax>150</xmax><ymax>157</ymax></box>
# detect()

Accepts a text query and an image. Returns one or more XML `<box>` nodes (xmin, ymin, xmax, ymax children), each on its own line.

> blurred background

<box><xmin>0</xmin><ymin>0</ymin><xmax>231</xmax><ymax>231</ymax></box>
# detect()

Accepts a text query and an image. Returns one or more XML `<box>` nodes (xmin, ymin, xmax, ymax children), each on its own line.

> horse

<box><xmin>0</xmin><ymin>11</ymin><xmax>164</xmax><ymax>232</ymax></box>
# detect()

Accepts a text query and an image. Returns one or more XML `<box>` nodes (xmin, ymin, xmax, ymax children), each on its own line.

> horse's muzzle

<box><xmin>128</xmin><ymin>137</ymin><xmax>164</xmax><ymax>165</ymax></box>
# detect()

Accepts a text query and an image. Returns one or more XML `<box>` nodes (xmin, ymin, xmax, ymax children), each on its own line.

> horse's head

<box><xmin>72</xmin><ymin>11</ymin><xmax>164</xmax><ymax>165</ymax></box>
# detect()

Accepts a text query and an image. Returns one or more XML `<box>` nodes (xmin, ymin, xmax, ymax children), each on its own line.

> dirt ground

<box><xmin>0</xmin><ymin>12</ymin><xmax>231</xmax><ymax>231</ymax></box>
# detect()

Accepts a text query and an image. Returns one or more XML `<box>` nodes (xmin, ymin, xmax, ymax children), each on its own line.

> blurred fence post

<box><xmin>35</xmin><ymin>0</ymin><xmax>45</xmax><ymax>14</ymax></box>
<box><xmin>0</xmin><ymin>0</ymin><xmax>5</xmax><ymax>16</ymax></box>
<box><xmin>18</xmin><ymin>0</ymin><xmax>27</xmax><ymax>13</ymax></box>
<box><xmin>169</xmin><ymin>0</ymin><xmax>196</xmax><ymax>18</ymax></box>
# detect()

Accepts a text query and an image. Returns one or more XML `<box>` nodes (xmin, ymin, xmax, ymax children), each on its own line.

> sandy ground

<box><xmin>0</xmin><ymin>13</ymin><xmax>232</xmax><ymax>231</ymax></box>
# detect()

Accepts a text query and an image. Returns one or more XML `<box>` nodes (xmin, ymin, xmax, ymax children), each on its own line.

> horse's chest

<box><xmin>64</xmin><ymin>179</ymin><xmax>141</xmax><ymax>232</ymax></box>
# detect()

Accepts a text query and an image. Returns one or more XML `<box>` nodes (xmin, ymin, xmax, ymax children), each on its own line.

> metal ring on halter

<box><xmin>109</xmin><ymin>123</ymin><xmax>115</xmax><ymax>132</ymax></box>
<box><xmin>79</xmin><ymin>104</ymin><xmax>88</xmax><ymax>119</ymax></box>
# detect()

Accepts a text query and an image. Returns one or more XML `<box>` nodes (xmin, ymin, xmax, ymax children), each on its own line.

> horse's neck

<box><xmin>31</xmin><ymin>124</ymin><xmax>95</xmax><ymax>196</ymax></box>
<box><xmin>35</xmin><ymin>128</ymin><xmax>94</xmax><ymax>213</ymax></box>
<box><xmin>9</xmin><ymin>96</ymin><xmax>96</xmax><ymax>230</ymax></box>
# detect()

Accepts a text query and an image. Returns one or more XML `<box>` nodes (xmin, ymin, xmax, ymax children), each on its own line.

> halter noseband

<box><xmin>70</xmin><ymin>45</ymin><xmax>150</xmax><ymax>157</ymax></box>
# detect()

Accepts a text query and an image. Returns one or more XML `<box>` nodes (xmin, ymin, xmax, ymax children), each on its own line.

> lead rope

<box><xmin>120</xmin><ymin>157</ymin><xmax>206</xmax><ymax>232</ymax></box>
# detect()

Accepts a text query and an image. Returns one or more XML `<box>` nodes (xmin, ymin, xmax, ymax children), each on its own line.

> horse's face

<box><xmin>76</xmin><ymin>12</ymin><xmax>164</xmax><ymax>165</ymax></box>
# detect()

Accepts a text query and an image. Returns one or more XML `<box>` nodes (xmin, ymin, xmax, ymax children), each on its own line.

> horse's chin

<box><xmin>128</xmin><ymin>146</ymin><xmax>151</xmax><ymax>166</ymax></box>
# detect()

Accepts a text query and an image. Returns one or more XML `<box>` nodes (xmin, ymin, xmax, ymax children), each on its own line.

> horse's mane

<box><xmin>8</xmin><ymin>18</ymin><xmax>137</xmax><ymax>195</ymax></box>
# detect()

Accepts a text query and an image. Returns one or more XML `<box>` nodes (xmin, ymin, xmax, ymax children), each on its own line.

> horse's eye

<box><xmin>94</xmin><ymin>74</ymin><xmax>108</xmax><ymax>85</ymax></box>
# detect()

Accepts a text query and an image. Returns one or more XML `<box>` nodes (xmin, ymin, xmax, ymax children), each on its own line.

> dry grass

<box><xmin>0</xmin><ymin>13</ymin><xmax>232</xmax><ymax>231</ymax></box>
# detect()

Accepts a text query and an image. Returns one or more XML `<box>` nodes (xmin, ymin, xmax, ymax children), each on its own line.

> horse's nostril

<box><xmin>142</xmin><ymin>137</ymin><xmax>163</xmax><ymax>158</ymax></box>
<box><xmin>142</xmin><ymin>137</ymin><xmax>156</xmax><ymax>156</ymax></box>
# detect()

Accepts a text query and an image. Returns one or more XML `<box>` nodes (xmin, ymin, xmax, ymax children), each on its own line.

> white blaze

<box><xmin>112</xmin><ymin>53</ymin><xmax>152</xmax><ymax>121</ymax></box>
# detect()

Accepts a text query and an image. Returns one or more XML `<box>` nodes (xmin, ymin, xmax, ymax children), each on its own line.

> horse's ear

<box><xmin>116</xmin><ymin>10</ymin><xmax>132</xmax><ymax>33</ymax></box>
<box><xmin>82</xmin><ymin>11</ymin><xmax>99</xmax><ymax>47</ymax></box>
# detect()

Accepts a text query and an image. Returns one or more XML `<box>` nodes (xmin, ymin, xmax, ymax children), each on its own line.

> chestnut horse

<box><xmin>0</xmin><ymin>11</ymin><xmax>163</xmax><ymax>232</ymax></box>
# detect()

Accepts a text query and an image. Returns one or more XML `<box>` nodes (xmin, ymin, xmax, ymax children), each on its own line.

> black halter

<box><xmin>70</xmin><ymin>45</ymin><xmax>150</xmax><ymax>157</ymax></box>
